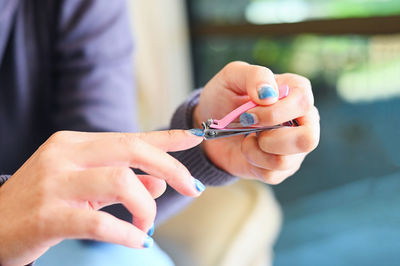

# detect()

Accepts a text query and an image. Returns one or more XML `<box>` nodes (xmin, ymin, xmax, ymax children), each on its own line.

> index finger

<box><xmin>47</xmin><ymin>130</ymin><xmax>204</xmax><ymax>152</ymax></box>
<box><xmin>68</xmin><ymin>135</ymin><xmax>204</xmax><ymax>197</ymax></box>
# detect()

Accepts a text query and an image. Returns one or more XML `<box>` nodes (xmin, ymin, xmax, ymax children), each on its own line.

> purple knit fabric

<box><xmin>170</xmin><ymin>89</ymin><xmax>237</xmax><ymax>186</ymax></box>
<box><xmin>0</xmin><ymin>175</ymin><xmax>9</xmax><ymax>186</ymax></box>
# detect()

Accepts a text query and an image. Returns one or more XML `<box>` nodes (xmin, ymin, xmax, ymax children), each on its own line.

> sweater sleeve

<box><xmin>0</xmin><ymin>175</ymin><xmax>10</xmax><ymax>187</ymax></box>
<box><xmin>169</xmin><ymin>89</ymin><xmax>237</xmax><ymax>186</ymax></box>
<box><xmin>155</xmin><ymin>89</ymin><xmax>237</xmax><ymax>224</ymax></box>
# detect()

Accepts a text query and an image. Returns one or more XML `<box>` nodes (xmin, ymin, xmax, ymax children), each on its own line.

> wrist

<box><xmin>192</xmin><ymin>105</ymin><xmax>203</xmax><ymax>129</ymax></box>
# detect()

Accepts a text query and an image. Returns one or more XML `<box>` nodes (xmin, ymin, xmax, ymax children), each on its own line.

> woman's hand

<box><xmin>194</xmin><ymin>61</ymin><xmax>320</xmax><ymax>184</ymax></box>
<box><xmin>0</xmin><ymin>130</ymin><xmax>204</xmax><ymax>266</ymax></box>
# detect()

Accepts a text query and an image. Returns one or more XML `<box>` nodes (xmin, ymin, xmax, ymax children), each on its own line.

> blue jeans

<box><xmin>36</xmin><ymin>240</ymin><xmax>174</xmax><ymax>266</ymax></box>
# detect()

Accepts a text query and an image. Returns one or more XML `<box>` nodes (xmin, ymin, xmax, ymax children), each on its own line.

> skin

<box><xmin>0</xmin><ymin>130</ymin><xmax>203</xmax><ymax>266</ymax></box>
<box><xmin>0</xmin><ymin>61</ymin><xmax>320</xmax><ymax>266</ymax></box>
<box><xmin>194</xmin><ymin>61</ymin><xmax>320</xmax><ymax>184</ymax></box>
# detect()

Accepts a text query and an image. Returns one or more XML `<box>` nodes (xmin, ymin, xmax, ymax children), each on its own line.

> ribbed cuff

<box><xmin>0</xmin><ymin>175</ymin><xmax>10</xmax><ymax>187</ymax></box>
<box><xmin>170</xmin><ymin>89</ymin><xmax>237</xmax><ymax>186</ymax></box>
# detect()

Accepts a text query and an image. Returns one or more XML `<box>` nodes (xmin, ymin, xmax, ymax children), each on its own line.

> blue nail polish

<box><xmin>188</xmin><ymin>128</ymin><xmax>205</xmax><ymax>137</ymax></box>
<box><xmin>194</xmin><ymin>178</ymin><xmax>206</xmax><ymax>193</ymax></box>
<box><xmin>240</xmin><ymin>113</ymin><xmax>255</xmax><ymax>126</ymax></box>
<box><xmin>258</xmin><ymin>85</ymin><xmax>277</xmax><ymax>99</ymax></box>
<box><xmin>143</xmin><ymin>236</ymin><xmax>154</xmax><ymax>248</ymax></box>
<box><xmin>147</xmin><ymin>224</ymin><xmax>155</xmax><ymax>236</ymax></box>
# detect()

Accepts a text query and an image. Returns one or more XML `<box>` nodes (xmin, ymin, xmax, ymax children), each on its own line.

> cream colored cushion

<box><xmin>155</xmin><ymin>180</ymin><xmax>282</xmax><ymax>266</ymax></box>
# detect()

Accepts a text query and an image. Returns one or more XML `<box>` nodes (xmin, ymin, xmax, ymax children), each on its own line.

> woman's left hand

<box><xmin>194</xmin><ymin>61</ymin><xmax>320</xmax><ymax>184</ymax></box>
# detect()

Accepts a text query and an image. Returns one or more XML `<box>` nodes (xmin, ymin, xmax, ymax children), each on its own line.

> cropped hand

<box><xmin>0</xmin><ymin>130</ymin><xmax>203</xmax><ymax>266</ymax></box>
<box><xmin>194</xmin><ymin>61</ymin><xmax>320</xmax><ymax>184</ymax></box>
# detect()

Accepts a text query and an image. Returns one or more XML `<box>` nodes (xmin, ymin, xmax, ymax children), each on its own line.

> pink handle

<box><xmin>210</xmin><ymin>84</ymin><xmax>289</xmax><ymax>129</ymax></box>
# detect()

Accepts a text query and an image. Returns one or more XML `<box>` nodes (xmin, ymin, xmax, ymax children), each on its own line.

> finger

<box><xmin>257</xmin><ymin>107</ymin><xmax>320</xmax><ymax>155</ymax></box>
<box><xmin>137</xmin><ymin>175</ymin><xmax>167</xmax><ymax>199</ymax></box>
<box><xmin>240</xmin><ymin>73</ymin><xmax>313</xmax><ymax>126</ymax></box>
<box><xmin>134</xmin><ymin>130</ymin><xmax>204</xmax><ymax>152</ymax></box>
<box><xmin>65</xmin><ymin>167</ymin><xmax>156</xmax><ymax>231</ymax></box>
<box><xmin>90</xmin><ymin>175</ymin><xmax>167</xmax><ymax>205</ymax></box>
<box><xmin>49</xmin><ymin>130</ymin><xmax>204</xmax><ymax>152</ymax></box>
<box><xmin>71</xmin><ymin>138</ymin><xmax>202</xmax><ymax>197</ymax></box>
<box><xmin>53</xmin><ymin>208</ymin><xmax>152</xmax><ymax>249</ymax></box>
<box><xmin>249</xmin><ymin>165</ymin><xmax>299</xmax><ymax>185</ymax></box>
<box><xmin>219</xmin><ymin>61</ymin><xmax>279</xmax><ymax>105</ymax></box>
<box><xmin>242</xmin><ymin>134</ymin><xmax>307</xmax><ymax>170</ymax></box>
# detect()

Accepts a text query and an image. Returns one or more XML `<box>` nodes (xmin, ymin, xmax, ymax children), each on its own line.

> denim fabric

<box><xmin>36</xmin><ymin>240</ymin><xmax>174</xmax><ymax>266</ymax></box>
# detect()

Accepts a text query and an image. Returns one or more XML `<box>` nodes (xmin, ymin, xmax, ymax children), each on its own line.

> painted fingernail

<box><xmin>258</xmin><ymin>85</ymin><xmax>277</xmax><ymax>99</ymax></box>
<box><xmin>188</xmin><ymin>128</ymin><xmax>205</xmax><ymax>137</ymax></box>
<box><xmin>240</xmin><ymin>113</ymin><xmax>257</xmax><ymax>126</ymax></box>
<box><xmin>147</xmin><ymin>224</ymin><xmax>155</xmax><ymax>236</ymax></box>
<box><xmin>194</xmin><ymin>178</ymin><xmax>206</xmax><ymax>193</ymax></box>
<box><xmin>143</xmin><ymin>236</ymin><xmax>154</xmax><ymax>248</ymax></box>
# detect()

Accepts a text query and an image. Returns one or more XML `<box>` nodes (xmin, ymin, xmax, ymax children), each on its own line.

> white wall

<box><xmin>129</xmin><ymin>0</ymin><xmax>194</xmax><ymax>131</ymax></box>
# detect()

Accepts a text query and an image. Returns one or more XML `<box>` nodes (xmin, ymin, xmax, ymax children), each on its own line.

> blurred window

<box><xmin>186</xmin><ymin>0</ymin><xmax>400</xmax><ymax>103</ymax></box>
<box><xmin>186</xmin><ymin>3</ymin><xmax>400</xmax><ymax>264</ymax></box>
<box><xmin>185</xmin><ymin>0</ymin><xmax>400</xmax><ymax>201</ymax></box>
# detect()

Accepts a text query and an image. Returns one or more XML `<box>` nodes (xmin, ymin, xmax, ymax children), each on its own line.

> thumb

<box><xmin>219</xmin><ymin>62</ymin><xmax>279</xmax><ymax>105</ymax></box>
<box><xmin>137</xmin><ymin>129</ymin><xmax>204</xmax><ymax>152</ymax></box>
<box><xmin>245</xmin><ymin>65</ymin><xmax>279</xmax><ymax>105</ymax></box>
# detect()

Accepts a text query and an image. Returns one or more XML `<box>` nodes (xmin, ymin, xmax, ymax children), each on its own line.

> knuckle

<box><xmin>241</xmin><ymin>139</ymin><xmax>252</xmax><ymax>158</ymax></box>
<box><xmin>296</xmin><ymin>133</ymin><xmax>318</xmax><ymax>152</ymax></box>
<box><xmin>297</xmin><ymin>75</ymin><xmax>312</xmax><ymax>88</ymax></box>
<box><xmin>257</xmin><ymin>65</ymin><xmax>274</xmax><ymax>77</ymax></box>
<box><xmin>111</xmin><ymin>168</ymin><xmax>133</xmax><ymax>193</ymax></box>
<box><xmin>31</xmin><ymin>206</ymin><xmax>52</xmax><ymax>236</ymax></box>
<box><xmin>246</xmin><ymin>65</ymin><xmax>274</xmax><ymax>85</ymax></box>
<box><xmin>222</xmin><ymin>61</ymin><xmax>247</xmax><ymax>78</ymax></box>
<box><xmin>38</xmin><ymin>142</ymin><xmax>58</xmax><ymax>159</ymax></box>
<box><xmin>117</xmin><ymin>134</ymin><xmax>142</xmax><ymax>156</ymax></box>
<box><xmin>311</xmin><ymin>106</ymin><xmax>321</xmax><ymax>121</ymax></box>
<box><xmin>250</xmin><ymin>165</ymin><xmax>287</xmax><ymax>185</ymax></box>
<box><xmin>270</xmin><ymin>155</ymin><xmax>290</xmax><ymax>170</ymax></box>
<box><xmin>88</xmin><ymin>216</ymin><xmax>107</xmax><ymax>238</ymax></box>
<box><xmin>264</xmin><ymin>109</ymin><xmax>278</xmax><ymax>125</ymax></box>
<box><xmin>136</xmin><ymin>198</ymin><xmax>157</xmax><ymax>227</ymax></box>
<box><xmin>267</xmin><ymin>177</ymin><xmax>284</xmax><ymax>185</ymax></box>
<box><xmin>298</xmin><ymin>91</ymin><xmax>314</xmax><ymax>113</ymax></box>
<box><xmin>225</xmin><ymin>61</ymin><xmax>247</xmax><ymax>70</ymax></box>
<box><xmin>258</xmin><ymin>170</ymin><xmax>283</xmax><ymax>185</ymax></box>
<box><xmin>36</xmin><ymin>144</ymin><xmax>61</xmax><ymax>169</ymax></box>
<box><xmin>170</xmin><ymin>159</ymin><xmax>188</xmax><ymax>177</ymax></box>
<box><xmin>145</xmin><ymin>199</ymin><xmax>157</xmax><ymax>221</ymax></box>
<box><xmin>117</xmin><ymin>133</ymin><xmax>133</xmax><ymax>147</ymax></box>
<box><xmin>166</xmin><ymin>129</ymin><xmax>175</xmax><ymax>138</ymax></box>
<box><xmin>48</xmin><ymin>131</ymin><xmax>69</xmax><ymax>143</ymax></box>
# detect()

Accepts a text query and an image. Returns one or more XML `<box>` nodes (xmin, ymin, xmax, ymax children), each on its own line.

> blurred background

<box><xmin>131</xmin><ymin>0</ymin><xmax>400</xmax><ymax>265</ymax></box>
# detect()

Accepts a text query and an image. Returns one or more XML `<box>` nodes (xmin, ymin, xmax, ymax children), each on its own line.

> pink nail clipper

<box><xmin>202</xmin><ymin>85</ymin><xmax>298</xmax><ymax>140</ymax></box>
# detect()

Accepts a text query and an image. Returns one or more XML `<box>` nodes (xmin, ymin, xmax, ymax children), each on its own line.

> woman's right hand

<box><xmin>0</xmin><ymin>130</ymin><xmax>204</xmax><ymax>266</ymax></box>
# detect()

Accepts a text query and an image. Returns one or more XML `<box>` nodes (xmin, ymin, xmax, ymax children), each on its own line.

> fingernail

<box><xmin>188</xmin><ymin>128</ymin><xmax>205</xmax><ymax>137</ymax></box>
<box><xmin>147</xmin><ymin>224</ymin><xmax>155</xmax><ymax>236</ymax></box>
<box><xmin>143</xmin><ymin>236</ymin><xmax>154</xmax><ymax>248</ymax></box>
<box><xmin>240</xmin><ymin>113</ymin><xmax>257</xmax><ymax>126</ymax></box>
<box><xmin>258</xmin><ymin>85</ymin><xmax>277</xmax><ymax>100</ymax></box>
<box><xmin>194</xmin><ymin>178</ymin><xmax>206</xmax><ymax>193</ymax></box>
